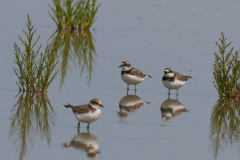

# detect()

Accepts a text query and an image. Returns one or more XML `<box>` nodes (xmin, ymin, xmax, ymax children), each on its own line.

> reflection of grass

<box><xmin>9</xmin><ymin>92</ymin><xmax>55</xmax><ymax>160</ymax></box>
<box><xmin>48</xmin><ymin>0</ymin><xmax>100</xmax><ymax>30</ymax></box>
<box><xmin>47</xmin><ymin>29</ymin><xmax>96</xmax><ymax>87</ymax></box>
<box><xmin>13</xmin><ymin>14</ymin><xmax>59</xmax><ymax>93</ymax></box>
<box><xmin>210</xmin><ymin>98</ymin><xmax>240</xmax><ymax>158</ymax></box>
<box><xmin>213</xmin><ymin>32</ymin><xmax>240</xmax><ymax>98</ymax></box>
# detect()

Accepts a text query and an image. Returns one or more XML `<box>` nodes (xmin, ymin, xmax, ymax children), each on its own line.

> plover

<box><xmin>162</xmin><ymin>68</ymin><xmax>192</xmax><ymax>95</ymax></box>
<box><xmin>118</xmin><ymin>61</ymin><xmax>152</xmax><ymax>91</ymax></box>
<box><xmin>160</xmin><ymin>98</ymin><xmax>188</xmax><ymax>121</ymax></box>
<box><xmin>63</xmin><ymin>98</ymin><xmax>103</xmax><ymax>129</ymax></box>
<box><xmin>62</xmin><ymin>132</ymin><xmax>100</xmax><ymax>158</ymax></box>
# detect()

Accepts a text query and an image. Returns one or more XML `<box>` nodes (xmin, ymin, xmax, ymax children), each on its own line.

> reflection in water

<box><xmin>118</xmin><ymin>92</ymin><xmax>150</xmax><ymax>118</ymax></box>
<box><xmin>160</xmin><ymin>98</ymin><xmax>188</xmax><ymax>121</ymax></box>
<box><xmin>210</xmin><ymin>98</ymin><xmax>240</xmax><ymax>158</ymax></box>
<box><xmin>47</xmin><ymin>29</ymin><xmax>96</xmax><ymax>87</ymax></box>
<box><xmin>9</xmin><ymin>92</ymin><xmax>55</xmax><ymax>160</ymax></box>
<box><xmin>63</xmin><ymin>131</ymin><xmax>100</xmax><ymax>158</ymax></box>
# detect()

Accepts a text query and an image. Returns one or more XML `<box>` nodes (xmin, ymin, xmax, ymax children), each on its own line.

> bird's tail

<box><xmin>63</xmin><ymin>103</ymin><xmax>74</xmax><ymax>111</ymax></box>
<box><xmin>184</xmin><ymin>76</ymin><xmax>192</xmax><ymax>80</ymax></box>
<box><xmin>146</xmin><ymin>75</ymin><xmax>152</xmax><ymax>78</ymax></box>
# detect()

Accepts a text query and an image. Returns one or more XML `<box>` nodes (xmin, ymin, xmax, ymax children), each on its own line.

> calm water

<box><xmin>1</xmin><ymin>0</ymin><xmax>240</xmax><ymax>159</ymax></box>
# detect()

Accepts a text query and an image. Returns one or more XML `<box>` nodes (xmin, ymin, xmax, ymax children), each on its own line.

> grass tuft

<box><xmin>13</xmin><ymin>14</ymin><xmax>59</xmax><ymax>93</ymax></box>
<box><xmin>213</xmin><ymin>32</ymin><xmax>240</xmax><ymax>98</ymax></box>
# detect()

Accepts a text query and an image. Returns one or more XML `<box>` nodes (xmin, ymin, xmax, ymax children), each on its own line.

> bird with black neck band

<box><xmin>118</xmin><ymin>61</ymin><xmax>152</xmax><ymax>91</ymax></box>
<box><xmin>162</xmin><ymin>67</ymin><xmax>192</xmax><ymax>95</ymax></box>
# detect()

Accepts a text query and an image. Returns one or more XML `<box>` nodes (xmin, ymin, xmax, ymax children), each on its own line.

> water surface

<box><xmin>1</xmin><ymin>0</ymin><xmax>240</xmax><ymax>159</ymax></box>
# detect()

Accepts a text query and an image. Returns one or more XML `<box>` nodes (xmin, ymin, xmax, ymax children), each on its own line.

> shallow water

<box><xmin>1</xmin><ymin>0</ymin><xmax>240</xmax><ymax>159</ymax></box>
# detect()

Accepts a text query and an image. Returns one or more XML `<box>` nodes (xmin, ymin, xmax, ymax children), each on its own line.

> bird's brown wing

<box><xmin>174</xmin><ymin>71</ymin><xmax>192</xmax><ymax>81</ymax></box>
<box><xmin>70</xmin><ymin>104</ymin><xmax>92</xmax><ymax>114</ymax></box>
<box><xmin>130</xmin><ymin>67</ymin><xmax>148</xmax><ymax>78</ymax></box>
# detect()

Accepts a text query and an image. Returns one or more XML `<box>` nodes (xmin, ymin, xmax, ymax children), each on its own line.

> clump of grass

<box><xmin>213</xmin><ymin>32</ymin><xmax>240</xmax><ymax>98</ymax></box>
<box><xmin>48</xmin><ymin>0</ymin><xmax>100</xmax><ymax>30</ymax></box>
<box><xmin>13</xmin><ymin>14</ymin><xmax>59</xmax><ymax>93</ymax></box>
<box><xmin>47</xmin><ymin>29</ymin><xmax>96</xmax><ymax>88</ymax></box>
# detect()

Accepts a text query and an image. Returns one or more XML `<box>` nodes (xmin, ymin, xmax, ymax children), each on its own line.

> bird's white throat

<box><xmin>121</xmin><ymin>66</ymin><xmax>132</xmax><ymax>71</ymax></box>
<box><xmin>164</xmin><ymin>72</ymin><xmax>174</xmax><ymax>77</ymax></box>
<box><xmin>90</xmin><ymin>103</ymin><xmax>100</xmax><ymax>109</ymax></box>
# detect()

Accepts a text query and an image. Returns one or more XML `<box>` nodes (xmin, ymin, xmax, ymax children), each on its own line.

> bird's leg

<box><xmin>176</xmin><ymin>89</ymin><xmax>179</xmax><ymax>95</ymax></box>
<box><xmin>77</xmin><ymin>122</ymin><xmax>80</xmax><ymax>133</ymax></box>
<box><xmin>127</xmin><ymin>89</ymin><xmax>129</xmax><ymax>95</ymax></box>
<box><xmin>134</xmin><ymin>85</ymin><xmax>137</xmax><ymax>92</ymax></box>
<box><xmin>87</xmin><ymin>123</ymin><xmax>90</xmax><ymax>129</ymax></box>
<box><xmin>127</xmin><ymin>84</ymin><xmax>129</xmax><ymax>90</ymax></box>
<box><xmin>168</xmin><ymin>89</ymin><xmax>170</xmax><ymax>95</ymax></box>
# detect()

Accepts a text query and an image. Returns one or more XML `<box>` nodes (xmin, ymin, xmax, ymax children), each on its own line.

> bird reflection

<box><xmin>63</xmin><ymin>131</ymin><xmax>100</xmax><ymax>158</ymax></box>
<box><xmin>118</xmin><ymin>91</ymin><xmax>150</xmax><ymax>118</ymax></box>
<box><xmin>160</xmin><ymin>97</ymin><xmax>188</xmax><ymax>120</ymax></box>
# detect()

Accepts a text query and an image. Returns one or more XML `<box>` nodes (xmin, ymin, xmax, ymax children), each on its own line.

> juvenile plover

<box><xmin>63</xmin><ymin>98</ymin><xmax>103</xmax><ymax>129</ymax></box>
<box><xmin>162</xmin><ymin>68</ymin><xmax>192</xmax><ymax>95</ymax></box>
<box><xmin>118</xmin><ymin>61</ymin><xmax>152</xmax><ymax>91</ymax></box>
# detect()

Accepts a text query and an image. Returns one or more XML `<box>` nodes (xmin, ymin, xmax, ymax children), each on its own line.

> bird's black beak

<box><xmin>118</xmin><ymin>65</ymin><xmax>122</xmax><ymax>68</ymax></box>
<box><xmin>100</xmin><ymin>104</ymin><xmax>104</xmax><ymax>107</ymax></box>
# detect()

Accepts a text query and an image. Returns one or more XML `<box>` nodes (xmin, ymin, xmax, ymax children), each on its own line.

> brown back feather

<box><xmin>174</xmin><ymin>71</ymin><xmax>192</xmax><ymax>81</ymax></box>
<box><xmin>130</xmin><ymin>67</ymin><xmax>147</xmax><ymax>78</ymax></box>
<box><xmin>64</xmin><ymin>104</ymin><xmax>96</xmax><ymax>114</ymax></box>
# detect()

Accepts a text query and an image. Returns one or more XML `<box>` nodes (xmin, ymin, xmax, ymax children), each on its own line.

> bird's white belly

<box><xmin>162</xmin><ymin>79</ymin><xmax>186</xmax><ymax>90</ymax></box>
<box><xmin>121</xmin><ymin>74</ymin><xmax>144</xmax><ymax>85</ymax></box>
<box><xmin>75</xmin><ymin>109</ymin><xmax>101</xmax><ymax>123</ymax></box>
